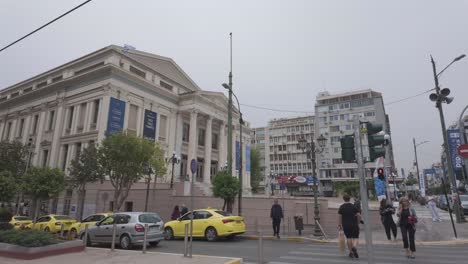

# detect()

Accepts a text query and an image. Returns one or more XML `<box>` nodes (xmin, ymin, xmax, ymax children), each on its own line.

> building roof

<box><xmin>316</xmin><ymin>89</ymin><xmax>381</xmax><ymax>101</ymax></box>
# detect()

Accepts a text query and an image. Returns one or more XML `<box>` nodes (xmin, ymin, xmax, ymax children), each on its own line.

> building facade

<box><xmin>314</xmin><ymin>89</ymin><xmax>395</xmax><ymax>193</ymax></box>
<box><xmin>250</xmin><ymin>127</ymin><xmax>269</xmax><ymax>190</ymax></box>
<box><xmin>0</xmin><ymin>45</ymin><xmax>251</xmax><ymax>216</ymax></box>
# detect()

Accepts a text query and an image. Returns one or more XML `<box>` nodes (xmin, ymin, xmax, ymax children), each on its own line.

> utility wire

<box><xmin>0</xmin><ymin>0</ymin><xmax>93</xmax><ymax>53</ymax></box>
<box><xmin>240</xmin><ymin>103</ymin><xmax>314</xmax><ymax>114</ymax></box>
<box><xmin>385</xmin><ymin>89</ymin><xmax>433</xmax><ymax>106</ymax></box>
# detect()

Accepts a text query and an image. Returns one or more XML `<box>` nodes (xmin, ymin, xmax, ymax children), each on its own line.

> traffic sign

<box><xmin>190</xmin><ymin>159</ymin><xmax>197</xmax><ymax>174</ymax></box>
<box><xmin>457</xmin><ymin>144</ymin><xmax>468</xmax><ymax>158</ymax></box>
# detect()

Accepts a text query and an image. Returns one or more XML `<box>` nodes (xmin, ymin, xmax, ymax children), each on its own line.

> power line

<box><xmin>240</xmin><ymin>103</ymin><xmax>314</xmax><ymax>114</ymax></box>
<box><xmin>385</xmin><ymin>89</ymin><xmax>434</xmax><ymax>106</ymax></box>
<box><xmin>0</xmin><ymin>0</ymin><xmax>93</xmax><ymax>53</ymax></box>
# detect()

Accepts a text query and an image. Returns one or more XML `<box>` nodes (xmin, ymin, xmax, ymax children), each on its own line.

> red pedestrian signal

<box><xmin>377</xmin><ymin>168</ymin><xmax>384</xmax><ymax>180</ymax></box>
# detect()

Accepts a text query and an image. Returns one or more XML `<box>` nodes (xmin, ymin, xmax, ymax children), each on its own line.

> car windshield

<box><xmin>138</xmin><ymin>214</ymin><xmax>161</xmax><ymax>223</ymax></box>
<box><xmin>460</xmin><ymin>196</ymin><xmax>468</xmax><ymax>202</ymax></box>
<box><xmin>14</xmin><ymin>216</ymin><xmax>31</xmax><ymax>221</ymax></box>
<box><xmin>54</xmin><ymin>216</ymin><xmax>73</xmax><ymax>220</ymax></box>
<box><xmin>215</xmin><ymin>211</ymin><xmax>232</xmax><ymax>216</ymax></box>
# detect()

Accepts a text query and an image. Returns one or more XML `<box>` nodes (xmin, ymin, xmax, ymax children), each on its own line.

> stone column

<box><xmin>83</xmin><ymin>101</ymin><xmax>92</xmax><ymax>133</ymax></box>
<box><xmin>32</xmin><ymin>110</ymin><xmax>46</xmax><ymax>165</ymax></box>
<box><xmin>203</xmin><ymin>116</ymin><xmax>212</xmax><ymax>184</ymax></box>
<box><xmin>187</xmin><ymin>110</ymin><xmax>198</xmax><ymax>181</ymax></box>
<box><xmin>231</xmin><ymin>128</ymin><xmax>237</xmax><ymax>177</ymax></box>
<box><xmin>21</xmin><ymin>115</ymin><xmax>31</xmax><ymax>144</ymax></box>
<box><xmin>97</xmin><ymin>96</ymin><xmax>110</xmax><ymax>143</ymax></box>
<box><xmin>71</xmin><ymin>104</ymin><xmax>80</xmax><ymax>135</ymax></box>
<box><xmin>9</xmin><ymin>119</ymin><xmax>17</xmax><ymax>141</ymax></box>
<box><xmin>218</xmin><ymin>120</ymin><xmax>226</xmax><ymax>169</ymax></box>
<box><xmin>50</xmin><ymin>101</ymin><xmax>65</xmax><ymax>168</ymax></box>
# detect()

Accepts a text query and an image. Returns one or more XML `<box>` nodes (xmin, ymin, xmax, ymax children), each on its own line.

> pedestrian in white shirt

<box><xmin>427</xmin><ymin>197</ymin><xmax>441</xmax><ymax>222</ymax></box>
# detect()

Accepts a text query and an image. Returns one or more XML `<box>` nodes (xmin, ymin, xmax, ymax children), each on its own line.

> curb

<box><xmin>240</xmin><ymin>235</ymin><xmax>468</xmax><ymax>246</ymax></box>
<box><xmin>224</xmin><ymin>259</ymin><xmax>242</xmax><ymax>264</ymax></box>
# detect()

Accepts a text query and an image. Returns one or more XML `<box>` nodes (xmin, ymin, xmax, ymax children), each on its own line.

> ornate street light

<box><xmin>166</xmin><ymin>152</ymin><xmax>180</xmax><ymax>189</ymax></box>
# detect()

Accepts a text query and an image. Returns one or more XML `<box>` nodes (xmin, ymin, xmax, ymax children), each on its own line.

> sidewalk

<box><xmin>0</xmin><ymin>247</ymin><xmax>242</xmax><ymax>264</ymax></box>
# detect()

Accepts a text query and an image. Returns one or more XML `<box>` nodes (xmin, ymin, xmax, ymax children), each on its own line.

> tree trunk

<box><xmin>222</xmin><ymin>200</ymin><xmax>227</xmax><ymax>211</ymax></box>
<box><xmin>32</xmin><ymin>199</ymin><xmax>40</xmax><ymax>223</ymax></box>
<box><xmin>76</xmin><ymin>188</ymin><xmax>86</xmax><ymax>221</ymax></box>
<box><xmin>113</xmin><ymin>190</ymin><xmax>120</xmax><ymax>212</ymax></box>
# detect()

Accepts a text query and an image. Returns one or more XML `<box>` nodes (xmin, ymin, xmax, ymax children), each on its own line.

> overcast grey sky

<box><xmin>1</xmin><ymin>0</ymin><xmax>468</xmax><ymax>174</ymax></box>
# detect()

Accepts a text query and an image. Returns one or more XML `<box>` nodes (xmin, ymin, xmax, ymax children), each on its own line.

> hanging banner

<box><xmin>447</xmin><ymin>129</ymin><xmax>463</xmax><ymax>170</ymax></box>
<box><xmin>143</xmin><ymin>109</ymin><xmax>157</xmax><ymax>141</ymax></box>
<box><xmin>373</xmin><ymin>157</ymin><xmax>386</xmax><ymax>201</ymax></box>
<box><xmin>246</xmin><ymin>144</ymin><xmax>251</xmax><ymax>172</ymax></box>
<box><xmin>236</xmin><ymin>141</ymin><xmax>240</xmax><ymax>171</ymax></box>
<box><xmin>107</xmin><ymin>97</ymin><xmax>126</xmax><ymax>135</ymax></box>
<box><xmin>419</xmin><ymin>172</ymin><xmax>426</xmax><ymax>197</ymax></box>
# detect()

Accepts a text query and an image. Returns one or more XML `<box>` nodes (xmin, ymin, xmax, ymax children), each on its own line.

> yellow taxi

<box><xmin>69</xmin><ymin>213</ymin><xmax>110</xmax><ymax>238</ymax></box>
<box><xmin>25</xmin><ymin>215</ymin><xmax>76</xmax><ymax>233</ymax></box>
<box><xmin>9</xmin><ymin>216</ymin><xmax>32</xmax><ymax>230</ymax></box>
<box><xmin>163</xmin><ymin>208</ymin><xmax>245</xmax><ymax>241</ymax></box>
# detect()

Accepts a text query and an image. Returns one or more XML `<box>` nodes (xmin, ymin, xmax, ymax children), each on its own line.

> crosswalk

<box><xmin>412</xmin><ymin>204</ymin><xmax>451</xmax><ymax>221</ymax></box>
<box><xmin>266</xmin><ymin>242</ymin><xmax>467</xmax><ymax>264</ymax></box>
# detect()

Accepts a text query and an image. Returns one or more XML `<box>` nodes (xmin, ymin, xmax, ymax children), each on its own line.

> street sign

<box><xmin>306</xmin><ymin>176</ymin><xmax>318</xmax><ymax>185</ymax></box>
<box><xmin>295</xmin><ymin>176</ymin><xmax>306</xmax><ymax>183</ymax></box>
<box><xmin>190</xmin><ymin>159</ymin><xmax>197</xmax><ymax>174</ymax></box>
<box><xmin>457</xmin><ymin>144</ymin><xmax>468</xmax><ymax>158</ymax></box>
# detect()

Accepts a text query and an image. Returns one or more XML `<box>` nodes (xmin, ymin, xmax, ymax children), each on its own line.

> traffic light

<box><xmin>377</xmin><ymin>167</ymin><xmax>384</xmax><ymax>180</ymax></box>
<box><xmin>367</xmin><ymin>122</ymin><xmax>385</xmax><ymax>162</ymax></box>
<box><xmin>340</xmin><ymin>135</ymin><xmax>356</xmax><ymax>163</ymax></box>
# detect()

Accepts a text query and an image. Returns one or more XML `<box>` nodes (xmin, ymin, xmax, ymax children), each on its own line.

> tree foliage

<box><xmin>0</xmin><ymin>141</ymin><xmax>28</xmax><ymax>178</ymax></box>
<box><xmin>68</xmin><ymin>144</ymin><xmax>104</xmax><ymax>220</ymax></box>
<box><xmin>99</xmin><ymin>133</ymin><xmax>164</xmax><ymax>212</ymax></box>
<box><xmin>149</xmin><ymin>143</ymin><xmax>167</xmax><ymax>185</ymax></box>
<box><xmin>405</xmin><ymin>177</ymin><xmax>418</xmax><ymax>186</ymax></box>
<box><xmin>0</xmin><ymin>171</ymin><xmax>17</xmax><ymax>203</ymax></box>
<box><xmin>212</xmin><ymin>171</ymin><xmax>241</xmax><ymax>213</ymax></box>
<box><xmin>250</xmin><ymin>148</ymin><xmax>262</xmax><ymax>193</ymax></box>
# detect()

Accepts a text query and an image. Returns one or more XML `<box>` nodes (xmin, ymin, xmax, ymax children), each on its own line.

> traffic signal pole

<box><xmin>354</xmin><ymin>118</ymin><xmax>374</xmax><ymax>264</ymax></box>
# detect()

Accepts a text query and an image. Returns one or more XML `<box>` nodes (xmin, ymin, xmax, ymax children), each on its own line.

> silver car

<box><xmin>80</xmin><ymin>212</ymin><xmax>164</xmax><ymax>249</ymax></box>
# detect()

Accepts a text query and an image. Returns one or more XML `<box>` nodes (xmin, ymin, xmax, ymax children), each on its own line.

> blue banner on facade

<box><xmin>447</xmin><ymin>129</ymin><xmax>463</xmax><ymax>171</ymax></box>
<box><xmin>107</xmin><ymin>97</ymin><xmax>126</xmax><ymax>135</ymax></box>
<box><xmin>246</xmin><ymin>144</ymin><xmax>251</xmax><ymax>172</ymax></box>
<box><xmin>143</xmin><ymin>109</ymin><xmax>157</xmax><ymax>141</ymax></box>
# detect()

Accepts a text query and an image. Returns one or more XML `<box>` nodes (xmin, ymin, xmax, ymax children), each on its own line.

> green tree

<box><xmin>99</xmin><ymin>133</ymin><xmax>162</xmax><ymax>212</ymax></box>
<box><xmin>0</xmin><ymin>141</ymin><xmax>28</xmax><ymax>177</ymax></box>
<box><xmin>149</xmin><ymin>142</ymin><xmax>167</xmax><ymax>186</ymax></box>
<box><xmin>250</xmin><ymin>148</ymin><xmax>262</xmax><ymax>193</ymax></box>
<box><xmin>22</xmin><ymin>167</ymin><xmax>66</xmax><ymax>221</ymax></box>
<box><xmin>68</xmin><ymin>144</ymin><xmax>104</xmax><ymax>220</ymax></box>
<box><xmin>0</xmin><ymin>171</ymin><xmax>17</xmax><ymax>203</ymax></box>
<box><xmin>212</xmin><ymin>171</ymin><xmax>241</xmax><ymax>213</ymax></box>
<box><xmin>405</xmin><ymin>177</ymin><xmax>417</xmax><ymax>186</ymax></box>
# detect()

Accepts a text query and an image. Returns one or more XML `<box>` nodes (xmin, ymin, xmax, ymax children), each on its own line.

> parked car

<box><xmin>9</xmin><ymin>216</ymin><xmax>32</xmax><ymax>230</ymax></box>
<box><xmin>25</xmin><ymin>215</ymin><xmax>76</xmax><ymax>233</ymax></box>
<box><xmin>69</xmin><ymin>213</ymin><xmax>110</xmax><ymax>238</ymax></box>
<box><xmin>459</xmin><ymin>195</ymin><xmax>468</xmax><ymax>215</ymax></box>
<box><xmin>437</xmin><ymin>195</ymin><xmax>452</xmax><ymax>211</ymax></box>
<box><xmin>80</xmin><ymin>212</ymin><xmax>164</xmax><ymax>249</ymax></box>
<box><xmin>163</xmin><ymin>208</ymin><xmax>246</xmax><ymax>242</ymax></box>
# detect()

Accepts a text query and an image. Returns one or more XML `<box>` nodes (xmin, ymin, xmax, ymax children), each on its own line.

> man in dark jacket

<box><xmin>270</xmin><ymin>199</ymin><xmax>283</xmax><ymax>238</ymax></box>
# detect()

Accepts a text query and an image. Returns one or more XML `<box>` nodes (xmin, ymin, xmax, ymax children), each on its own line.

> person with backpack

<box><xmin>380</xmin><ymin>199</ymin><xmax>397</xmax><ymax>240</ymax></box>
<box><xmin>397</xmin><ymin>197</ymin><xmax>417</xmax><ymax>259</ymax></box>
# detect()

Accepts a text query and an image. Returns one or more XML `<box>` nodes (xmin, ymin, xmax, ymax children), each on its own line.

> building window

<box><xmin>319</xmin><ymin>117</ymin><xmax>327</xmax><ymax>123</ymax></box>
<box><xmin>52</xmin><ymin>75</ymin><xmax>63</xmax><ymax>82</ymax></box>
<box><xmin>5</xmin><ymin>122</ymin><xmax>12</xmax><ymax>140</ymax></box>
<box><xmin>75</xmin><ymin>62</ymin><xmax>104</xmax><ymax>75</ymax></box>
<box><xmin>364</xmin><ymin>111</ymin><xmax>375</xmax><ymax>117</ymax></box>
<box><xmin>158</xmin><ymin>115</ymin><xmax>167</xmax><ymax>142</ymax></box>
<box><xmin>67</xmin><ymin>107</ymin><xmax>74</xmax><ymax>130</ymax></box>
<box><xmin>78</xmin><ymin>103</ymin><xmax>86</xmax><ymax>131</ymax></box>
<box><xmin>333</xmin><ymin>158</ymin><xmax>342</xmax><ymax>164</ymax></box>
<box><xmin>23</xmin><ymin>87</ymin><xmax>33</xmax><ymax>93</ymax></box>
<box><xmin>48</xmin><ymin>111</ymin><xmax>55</xmax><ymax>131</ymax></box>
<box><xmin>212</xmin><ymin>133</ymin><xmax>218</xmax><ymax>150</ymax></box>
<box><xmin>32</xmin><ymin>115</ymin><xmax>39</xmax><ymax>134</ymax></box>
<box><xmin>182</xmin><ymin>123</ymin><xmax>190</xmax><ymax>142</ymax></box>
<box><xmin>36</xmin><ymin>80</ymin><xmax>48</xmax><ymax>89</ymax></box>
<box><xmin>18</xmin><ymin>118</ymin><xmax>25</xmax><ymax>137</ymax></box>
<box><xmin>92</xmin><ymin>99</ymin><xmax>100</xmax><ymax>126</ymax></box>
<box><xmin>330</xmin><ymin>115</ymin><xmax>339</xmax><ymax>121</ymax></box>
<box><xmin>61</xmin><ymin>144</ymin><xmax>69</xmax><ymax>171</ymax></box>
<box><xmin>75</xmin><ymin>143</ymin><xmax>82</xmax><ymax>160</ymax></box>
<box><xmin>109</xmin><ymin>201</ymin><xmax>114</xmax><ymax>212</ymax></box>
<box><xmin>330</xmin><ymin>126</ymin><xmax>340</xmax><ymax>132</ymax></box>
<box><xmin>129</xmin><ymin>65</ymin><xmax>146</xmax><ymax>78</ymax></box>
<box><xmin>42</xmin><ymin>150</ymin><xmax>49</xmax><ymax>167</ymax></box>
<box><xmin>10</xmin><ymin>92</ymin><xmax>19</xmax><ymax>98</ymax></box>
<box><xmin>125</xmin><ymin>201</ymin><xmax>133</xmax><ymax>212</ymax></box>
<box><xmin>160</xmin><ymin>81</ymin><xmax>173</xmax><ymax>91</ymax></box>
<box><xmin>198</xmin><ymin>128</ymin><xmax>205</xmax><ymax>146</ymax></box>
<box><xmin>334</xmin><ymin>147</ymin><xmax>340</xmax><ymax>153</ymax></box>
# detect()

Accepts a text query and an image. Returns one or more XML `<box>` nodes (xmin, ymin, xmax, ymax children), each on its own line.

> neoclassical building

<box><xmin>0</xmin><ymin>45</ymin><xmax>251</xmax><ymax>214</ymax></box>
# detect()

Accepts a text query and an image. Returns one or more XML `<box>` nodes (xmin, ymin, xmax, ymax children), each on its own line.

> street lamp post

<box><xmin>429</xmin><ymin>54</ymin><xmax>466</xmax><ymax>223</ymax></box>
<box><xmin>413</xmin><ymin>139</ymin><xmax>429</xmax><ymax>192</ymax></box>
<box><xmin>144</xmin><ymin>163</ymin><xmax>153</xmax><ymax>212</ymax></box>
<box><xmin>298</xmin><ymin>134</ymin><xmax>327</xmax><ymax>237</ymax></box>
<box><xmin>168</xmin><ymin>152</ymin><xmax>180</xmax><ymax>189</ymax></box>
<box><xmin>226</xmin><ymin>33</ymin><xmax>234</xmax><ymax>175</ymax></box>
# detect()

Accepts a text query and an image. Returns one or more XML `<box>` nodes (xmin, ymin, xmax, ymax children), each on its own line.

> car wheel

<box><xmin>120</xmin><ymin>235</ymin><xmax>132</xmax><ymax>250</ymax></box>
<box><xmin>205</xmin><ymin>227</ymin><xmax>218</xmax><ymax>242</ymax></box>
<box><xmin>44</xmin><ymin>227</ymin><xmax>50</xmax><ymax>232</ymax></box>
<box><xmin>149</xmin><ymin>241</ymin><xmax>159</xmax><ymax>247</ymax></box>
<box><xmin>164</xmin><ymin>227</ymin><xmax>174</xmax><ymax>240</ymax></box>
<box><xmin>70</xmin><ymin>228</ymin><xmax>77</xmax><ymax>238</ymax></box>
<box><xmin>80</xmin><ymin>233</ymin><xmax>91</xmax><ymax>246</ymax></box>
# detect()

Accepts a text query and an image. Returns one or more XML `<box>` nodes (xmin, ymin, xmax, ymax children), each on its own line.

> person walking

<box><xmin>171</xmin><ymin>205</ymin><xmax>181</xmax><ymax>220</ymax></box>
<box><xmin>180</xmin><ymin>204</ymin><xmax>188</xmax><ymax>216</ymax></box>
<box><xmin>380</xmin><ymin>199</ymin><xmax>397</xmax><ymax>240</ymax></box>
<box><xmin>338</xmin><ymin>194</ymin><xmax>361</xmax><ymax>259</ymax></box>
<box><xmin>427</xmin><ymin>196</ymin><xmax>441</xmax><ymax>222</ymax></box>
<box><xmin>397</xmin><ymin>197</ymin><xmax>417</xmax><ymax>259</ymax></box>
<box><xmin>270</xmin><ymin>199</ymin><xmax>283</xmax><ymax>239</ymax></box>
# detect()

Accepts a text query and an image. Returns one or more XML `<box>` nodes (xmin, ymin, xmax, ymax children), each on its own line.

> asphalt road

<box><xmin>145</xmin><ymin>238</ymin><xmax>468</xmax><ymax>264</ymax></box>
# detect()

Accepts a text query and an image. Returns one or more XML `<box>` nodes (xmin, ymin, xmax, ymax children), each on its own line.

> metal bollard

<box><xmin>60</xmin><ymin>223</ymin><xmax>65</xmax><ymax>238</ymax></box>
<box><xmin>287</xmin><ymin>217</ymin><xmax>290</xmax><ymax>236</ymax></box>
<box><xmin>183</xmin><ymin>224</ymin><xmax>189</xmax><ymax>257</ymax></box>
<box><xmin>83</xmin><ymin>225</ymin><xmax>89</xmax><ymax>247</ymax></box>
<box><xmin>257</xmin><ymin>231</ymin><xmax>264</xmax><ymax>264</ymax></box>
<box><xmin>254</xmin><ymin>217</ymin><xmax>258</xmax><ymax>233</ymax></box>
<box><xmin>142</xmin><ymin>224</ymin><xmax>148</xmax><ymax>254</ymax></box>
<box><xmin>111</xmin><ymin>223</ymin><xmax>117</xmax><ymax>251</ymax></box>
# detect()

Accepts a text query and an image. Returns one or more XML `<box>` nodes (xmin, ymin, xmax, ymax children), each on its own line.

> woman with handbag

<box><xmin>397</xmin><ymin>197</ymin><xmax>417</xmax><ymax>259</ymax></box>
